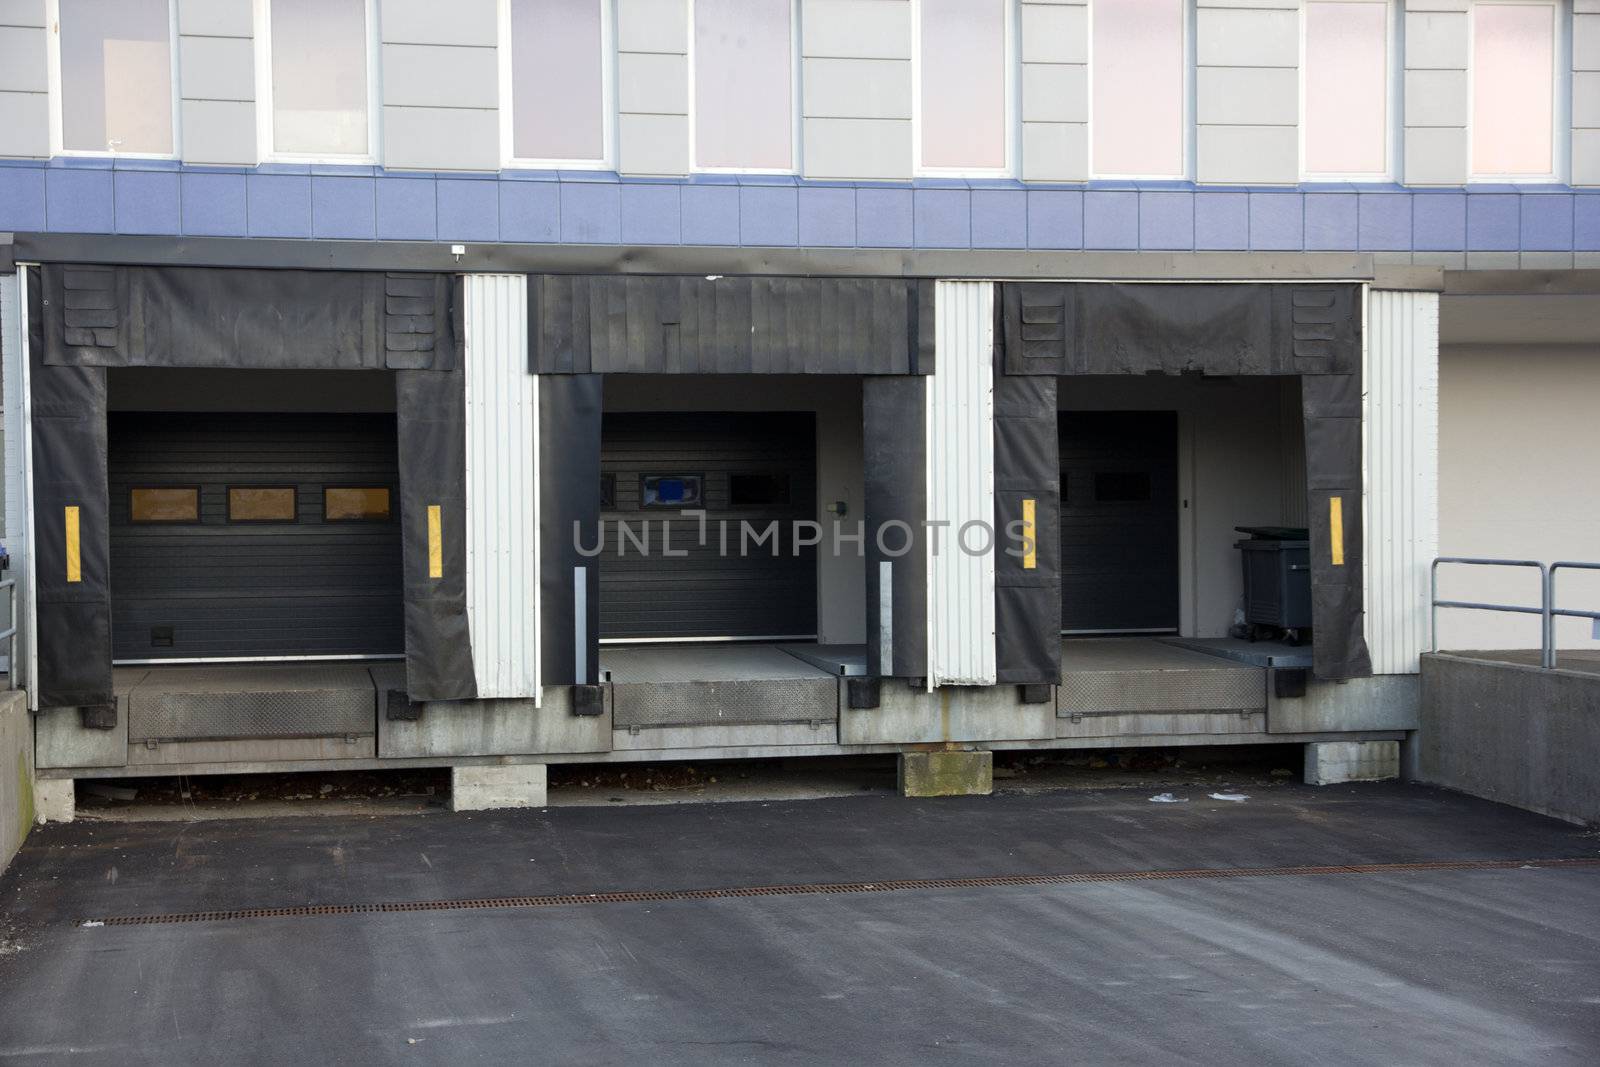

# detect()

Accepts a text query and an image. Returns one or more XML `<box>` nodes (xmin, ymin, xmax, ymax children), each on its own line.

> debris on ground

<box><xmin>73</xmin><ymin>769</ymin><xmax>449</xmax><ymax>811</ymax></box>
<box><xmin>81</xmin><ymin>782</ymin><xmax>139</xmax><ymax>802</ymax></box>
<box><xmin>990</xmin><ymin>745</ymin><xmax>1302</xmax><ymax>794</ymax></box>
<box><xmin>1208</xmin><ymin>793</ymin><xmax>1251</xmax><ymax>802</ymax></box>
<box><xmin>1148</xmin><ymin>793</ymin><xmax>1188</xmax><ymax>803</ymax></box>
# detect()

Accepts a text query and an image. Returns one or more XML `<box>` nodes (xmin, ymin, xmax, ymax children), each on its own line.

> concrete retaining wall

<box><xmin>1418</xmin><ymin>653</ymin><xmax>1600</xmax><ymax>826</ymax></box>
<box><xmin>0</xmin><ymin>688</ymin><xmax>32</xmax><ymax>875</ymax></box>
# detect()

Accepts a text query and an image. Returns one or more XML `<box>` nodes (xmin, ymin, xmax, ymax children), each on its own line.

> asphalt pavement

<box><xmin>2</xmin><ymin>781</ymin><xmax>1597</xmax><ymax>1065</ymax></box>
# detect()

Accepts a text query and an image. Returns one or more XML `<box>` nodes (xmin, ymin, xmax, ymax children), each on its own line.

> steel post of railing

<box><xmin>0</xmin><ymin>578</ymin><xmax>16</xmax><ymax>691</ymax></box>
<box><xmin>1548</xmin><ymin>562</ymin><xmax>1600</xmax><ymax>671</ymax></box>
<box><xmin>1430</xmin><ymin>558</ymin><xmax>1549</xmax><ymax>660</ymax></box>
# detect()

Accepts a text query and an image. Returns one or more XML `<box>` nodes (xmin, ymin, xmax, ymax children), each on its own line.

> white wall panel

<box><xmin>464</xmin><ymin>274</ymin><xmax>540</xmax><ymax>701</ymax></box>
<box><xmin>927</xmin><ymin>281</ymin><xmax>995</xmax><ymax>687</ymax></box>
<box><xmin>1364</xmin><ymin>289</ymin><xmax>1439</xmax><ymax>675</ymax></box>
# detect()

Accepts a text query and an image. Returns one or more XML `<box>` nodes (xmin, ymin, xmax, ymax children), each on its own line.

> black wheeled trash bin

<box><xmin>1234</xmin><ymin>526</ymin><xmax>1311</xmax><ymax>644</ymax></box>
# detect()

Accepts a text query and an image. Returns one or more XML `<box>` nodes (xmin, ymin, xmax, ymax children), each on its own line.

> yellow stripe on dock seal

<box><xmin>65</xmin><ymin>506</ymin><xmax>81</xmax><ymax>583</ymax></box>
<box><xmin>1021</xmin><ymin>498</ymin><xmax>1037</xmax><ymax>570</ymax></box>
<box><xmin>427</xmin><ymin>505</ymin><xmax>443</xmax><ymax>579</ymax></box>
<box><xmin>1329</xmin><ymin>496</ymin><xmax>1345</xmax><ymax>566</ymax></box>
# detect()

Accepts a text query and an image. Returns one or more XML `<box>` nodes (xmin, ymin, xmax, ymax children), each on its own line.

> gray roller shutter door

<box><xmin>600</xmin><ymin>413</ymin><xmax>818</xmax><ymax>641</ymax></box>
<box><xmin>108</xmin><ymin>412</ymin><xmax>404</xmax><ymax>660</ymax></box>
<box><xmin>1058</xmin><ymin>411</ymin><xmax>1179</xmax><ymax>633</ymax></box>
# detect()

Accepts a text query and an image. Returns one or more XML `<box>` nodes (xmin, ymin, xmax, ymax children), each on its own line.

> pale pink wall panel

<box><xmin>512</xmin><ymin>0</ymin><xmax>606</xmax><ymax>161</ymax></box>
<box><xmin>1092</xmin><ymin>0</ymin><xmax>1184</xmax><ymax>177</ymax></box>
<box><xmin>272</xmin><ymin>0</ymin><xmax>368</xmax><ymax>156</ymax></box>
<box><xmin>695</xmin><ymin>0</ymin><xmax>792</xmax><ymax>169</ymax></box>
<box><xmin>919</xmin><ymin>0</ymin><xmax>1007</xmax><ymax>170</ymax></box>
<box><xmin>1471</xmin><ymin>3</ymin><xmax>1555</xmax><ymax>177</ymax></box>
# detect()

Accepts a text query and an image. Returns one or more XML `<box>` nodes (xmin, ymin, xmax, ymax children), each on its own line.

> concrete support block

<box><xmin>33</xmin><ymin>778</ymin><xmax>75</xmax><ymax>824</ymax></box>
<box><xmin>899</xmin><ymin>750</ymin><xmax>993</xmax><ymax>798</ymax></box>
<box><xmin>450</xmin><ymin>763</ymin><xmax>547</xmax><ymax>812</ymax></box>
<box><xmin>1303</xmin><ymin>741</ymin><xmax>1400</xmax><ymax>786</ymax></box>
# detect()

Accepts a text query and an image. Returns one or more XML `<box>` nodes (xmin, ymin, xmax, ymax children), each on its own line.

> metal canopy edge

<box><xmin>11</xmin><ymin>233</ymin><xmax>1376</xmax><ymax>281</ymax></box>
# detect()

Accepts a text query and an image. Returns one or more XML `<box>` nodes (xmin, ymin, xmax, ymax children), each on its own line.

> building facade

<box><xmin>0</xmin><ymin>0</ymin><xmax>1596</xmax><ymax>800</ymax></box>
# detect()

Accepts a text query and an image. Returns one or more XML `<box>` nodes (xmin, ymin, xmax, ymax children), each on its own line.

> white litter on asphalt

<box><xmin>1208</xmin><ymin>793</ymin><xmax>1250</xmax><ymax>802</ymax></box>
<box><xmin>1148</xmin><ymin>793</ymin><xmax>1188</xmax><ymax>803</ymax></box>
<box><xmin>80</xmin><ymin>921</ymin><xmax>104</xmax><ymax>928</ymax></box>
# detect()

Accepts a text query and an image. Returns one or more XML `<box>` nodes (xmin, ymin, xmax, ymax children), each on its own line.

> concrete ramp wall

<box><xmin>0</xmin><ymin>688</ymin><xmax>32</xmax><ymax>876</ymax></box>
<box><xmin>1418</xmin><ymin>654</ymin><xmax>1600</xmax><ymax>826</ymax></box>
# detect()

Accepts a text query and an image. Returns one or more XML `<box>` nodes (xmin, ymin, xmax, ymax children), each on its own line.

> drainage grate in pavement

<box><xmin>83</xmin><ymin>857</ymin><xmax>1600</xmax><ymax>928</ymax></box>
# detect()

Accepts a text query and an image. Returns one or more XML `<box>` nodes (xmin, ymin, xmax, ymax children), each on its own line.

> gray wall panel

<box><xmin>618</xmin><ymin>113</ymin><xmax>689</xmax><ymax>175</ymax></box>
<box><xmin>1404</xmin><ymin>5</ymin><xmax>1469</xmax><ymax>185</ymax></box>
<box><xmin>0</xmin><ymin>25</ymin><xmax>46</xmax><ymax>91</ymax></box>
<box><xmin>1197</xmin><ymin>126</ymin><xmax>1299</xmax><ymax>185</ymax></box>
<box><xmin>1021</xmin><ymin>64</ymin><xmax>1086</xmax><ymax>125</ymax></box>
<box><xmin>618</xmin><ymin>0</ymin><xmax>688</xmax><ymax>174</ymax></box>
<box><xmin>1196</xmin><ymin>67</ymin><xmax>1297</xmax><ymax>127</ymax></box>
<box><xmin>383</xmin><ymin>107</ymin><xmax>500</xmax><ymax>172</ymax></box>
<box><xmin>382</xmin><ymin>44</ymin><xmax>499</xmax><ymax>110</ymax></box>
<box><xmin>1196</xmin><ymin>2</ymin><xmax>1299</xmax><ymax>184</ymax></box>
<box><xmin>802</xmin><ymin>58</ymin><xmax>911</xmax><ymax>120</ymax></box>
<box><xmin>1019</xmin><ymin>0</ymin><xmax>1086</xmax><ymax>180</ymax></box>
<box><xmin>1404</xmin><ymin>70</ymin><xmax>1469</xmax><ymax>129</ymax></box>
<box><xmin>804</xmin><ymin>118</ymin><xmax>912</xmax><ymax>181</ymax></box>
<box><xmin>0</xmin><ymin>89</ymin><xmax>47</xmax><ymax>158</ymax></box>
<box><xmin>176</xmin><ymin>0</ymin><xmax>251</xmax><ymax>37</ymax></box>
<box><xmin>179</xmin><ymin>36</ymin><xmax>255</xmax><ymax>102</ymax></box>
<box><xmin>177</xmin><ymin>0</ymin><xmax>255</xmax><ymax>166</ymax></box>
<box><xmin>1020</xmin><ymin>2</ymin><xmax>1086</xmax><ymax>63</ymax></box>
<box><xmin>802</xmin><ymin>0</ymin><xmax>912</xmax><ymax>179</ymax></box>
<box><xmin>0</xmin><ymin>0</ymin><xmax>45</xmax><ymax>25</ymax></box>
<box><xmin>802</xmin><ymin>0</ymin><xmax>910</xmax><ymax>59</ymax></box>
<box><xmin>618</xmin><ymin>0</ymin><xmax>687</xmax><ymax>53</ymax></box>
<box><xmin>382</xmin><ymin>0</ymin><xmax>496</xmax><ymax>46</ymax></box>
<box><xmin>379</xmin><ymin>0</ymin><xmax>498</xmax><ymax>171</ymax></box>
<box><xmin>1022</xmin><ymin>122</ymin><xmax>1087</xmax><ymax>181</ymax></box>
<box><xmin>1577</xmin><ymin>3</ymin><xmax>1600</xmax><ymax>185</ymax></box>
<box><xmin>619</xmin><ymin>52</ymin><xmax>689</xmax><ymax>115</ymax></box>
<box><xmin>180</xmin><ymin>101</ymin><xmax>256</xmax><ymax>167</ymax></box>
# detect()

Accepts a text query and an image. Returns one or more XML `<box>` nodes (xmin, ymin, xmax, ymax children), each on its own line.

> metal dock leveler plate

<box><xmin>123</xmin><ymin>665</ymin><xmax>378</xmax><ymax>744</ymax></box>
<box><xmin>1055</xmin><ymin>640</ymin><xmax>1267</xmax><ymax>738</ymax></box>
<box><xmin>604</xmin><ymin>645</ymin><xmax>838</xmax><ymax>731</ymax></box>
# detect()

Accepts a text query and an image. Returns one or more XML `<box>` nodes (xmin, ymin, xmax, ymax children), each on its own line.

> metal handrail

<box><xmin>1432</xmin><ymin>557</ymin><xmax>1600</xmax><ymax>670</ymax></box>
<box><xmin>0</xmin><ymin>578</ymin><xmax>15</xmax><ymax>690</ymax></box>
<box><xmin>1548</xmin><ymin>562</ymin><xmax>1600</xmax><ymax>670</ymax></box>
<box><xmin>1430</xmin><ymin>557</ymin><xmax>1551</xmax><ymax>667</ymax></box>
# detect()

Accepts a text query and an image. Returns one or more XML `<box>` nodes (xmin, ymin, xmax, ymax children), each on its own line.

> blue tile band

<box><xmin>0</xmin><ymin>160</ymin><xmax>1596</xmax><ymax>254</ymax></box>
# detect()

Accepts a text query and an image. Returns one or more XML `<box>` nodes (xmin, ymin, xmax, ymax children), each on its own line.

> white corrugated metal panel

<box><xmin>1</xmin><ymin>271</ymin><xmax>31</xmax><ymax>691</ymax></box>
<box><xmin>927</xmin><ymin>281</ymin><xmax>997</xmax><ymax>687</ymax></box>
<box><xmin>1364</xmin><ymin>289</ymin><xmax>1440</xmax><ymax>675</ymax></box>
<box><xmin>464</xmin><ymin>274</ymin><xmax>540</xmax><ymax>701</ymax></box>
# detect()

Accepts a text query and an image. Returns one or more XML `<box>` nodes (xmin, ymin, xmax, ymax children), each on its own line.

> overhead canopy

<box><xmin>38</xmin><ymin>265</ymin><xmax>454</xmax><ymax>371</ymax></box>
<box><xmin>27</xmin><ymin>265</ymin><xmax>475</xmax><ymax>712</ymax></box>
<box><xmin>529</xmin><ymin>274</ymin><xmax>936</xmax><ymax>375</ymax></box>
<box><xmin>1001</xmin><ymin>282</ymin><xmax>1359</xmax><ymax>377</ymax></box>
<box><xmin>998</xmin><ymin>281</ymin><xmax>1371</xmax><ymax>681</ymax></box>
